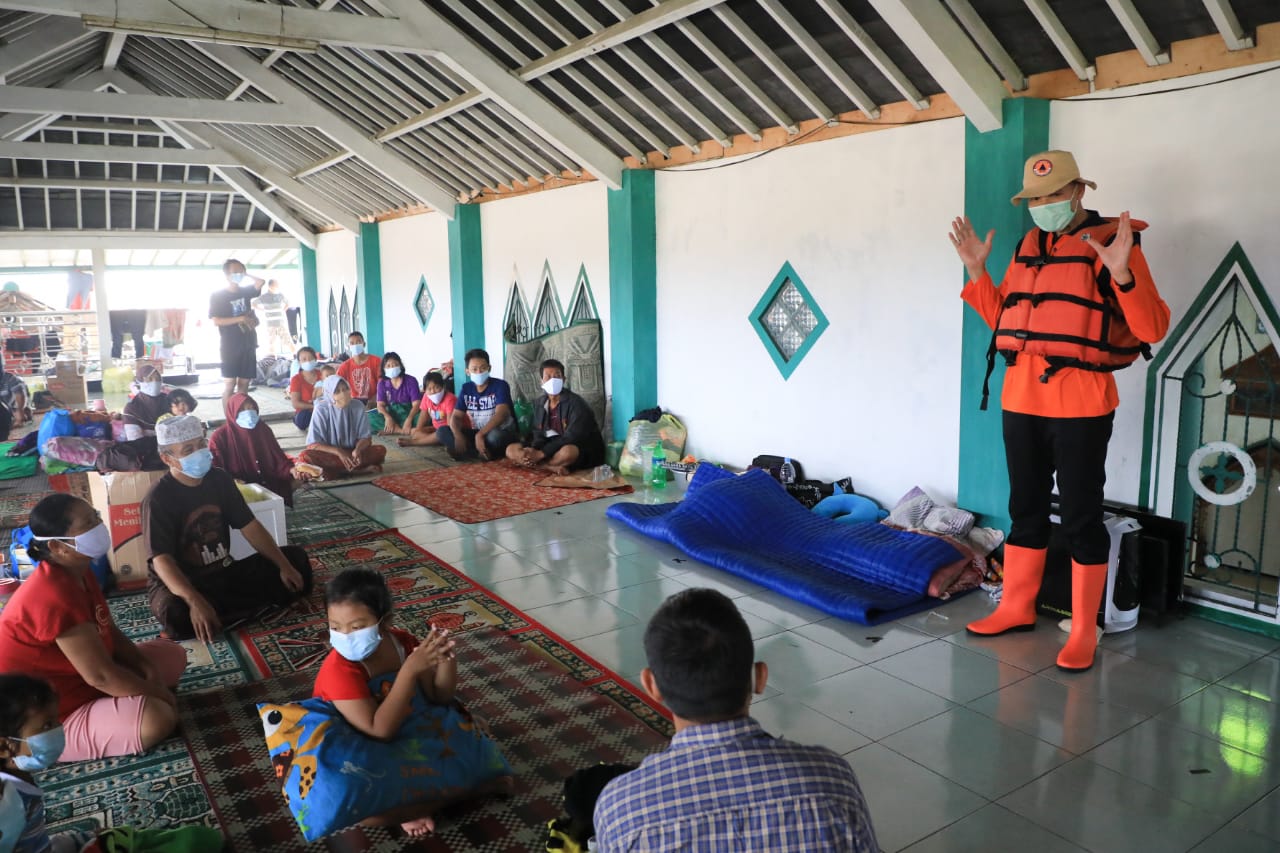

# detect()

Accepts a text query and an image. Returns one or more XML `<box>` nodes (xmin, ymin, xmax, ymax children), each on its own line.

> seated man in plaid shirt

<box><xmin>593</xmin><ymin>588</ymin><xmax>879</xmax><ymax>852</ymax></box>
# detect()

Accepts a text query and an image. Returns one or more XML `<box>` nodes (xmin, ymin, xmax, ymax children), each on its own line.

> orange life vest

<box><xmin>980</xmin><ymin>217</ymin><xmax>1152</xmax><ymax>410</ymax></box>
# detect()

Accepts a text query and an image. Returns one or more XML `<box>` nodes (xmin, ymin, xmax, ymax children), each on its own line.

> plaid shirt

<box><xmin>593</xmin><ymin>716</ymin><xmax>879</xmax><ymax>852</ymax></box>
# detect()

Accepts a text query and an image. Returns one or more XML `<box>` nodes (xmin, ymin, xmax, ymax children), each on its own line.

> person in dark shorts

<box><xmin>210</xmin><ymin>259</ymin><xmax>266</xmax><ymax>411</ymax></box>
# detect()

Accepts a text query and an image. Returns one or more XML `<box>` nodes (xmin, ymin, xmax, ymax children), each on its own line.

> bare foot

<box><xmin>400</xmin><ymin>816</ymin><xmax>435</xmax><ymax>837</ymax></box>
<box><xmin>397</xmin><ymin>437</ymin><xmax>412</xmax><ymax>447</ymax></box>
<box><xmin>547</xmin><ymin>465</ymin><xmax>570</xmax><ymax>476</ymax></box>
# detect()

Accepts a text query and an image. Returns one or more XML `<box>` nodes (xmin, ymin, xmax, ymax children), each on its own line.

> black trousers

<box><xmin>1003</xmin><ymin>410</ymin><xmax>1114</xmax><ymax>565</ymax></box>
<box><xmin>148</xmin><ymin>545</ymin><xmax>312</xmax><ymax>640</ymax></box>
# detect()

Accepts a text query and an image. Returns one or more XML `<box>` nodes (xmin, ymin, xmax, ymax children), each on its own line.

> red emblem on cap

<box><xmin>1032</xmin><ymin>158</ymin><xmax>1053</xmax><ymax>176</ymax></box>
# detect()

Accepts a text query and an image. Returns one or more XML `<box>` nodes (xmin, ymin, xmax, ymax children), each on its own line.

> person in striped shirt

<box><xmin>593</xmin><ymin>588</ymin><xmax>879</xmax><ymax>852</ymax></box>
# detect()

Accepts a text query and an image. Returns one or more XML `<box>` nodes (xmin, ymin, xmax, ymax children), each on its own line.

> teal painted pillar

<box><xmin>356</xmin><ymin>222</ymin><xmax>384</xmax><ymax>354</ymax></box>
<box><xmin>299</xmin><ymin>243</ymin><xmax>321</xmax><ymax>351</ymax></box>
<box><xmin>957</xmin><ymin>98</ymin><xmax>1049</xmax><ymax>528</ymax></box>
<box><xmin>448</xmin><ymin>203</ymin><xmax>484</xmax><ymax>376</ymax></box>
<box><xmin>607</xmin><ymin>169</ymin><xmax>658</xmax><ymax>440</ymax></box>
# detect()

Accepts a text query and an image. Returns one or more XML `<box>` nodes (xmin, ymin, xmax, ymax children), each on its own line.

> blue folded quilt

<box><xmin>607</xmin><ymin>467</ymin><xmax>967</xmax><ymax>624</ymax></box>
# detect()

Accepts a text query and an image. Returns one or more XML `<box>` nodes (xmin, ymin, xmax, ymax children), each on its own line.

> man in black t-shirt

<box><xmin>211</xmin><ymin>259</ymin><xmax>266</xmax><ymax>410</ymax></box>
<box><xmin>142</xmin><ymin>415</ymin><xmax>312</xmax><ymax>642</ymax></box>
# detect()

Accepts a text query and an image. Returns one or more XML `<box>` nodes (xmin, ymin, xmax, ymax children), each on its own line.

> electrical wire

<box><xmin>1051</xmin><ymin>62</ymin><xmax>1280</xmax><ymax>102</ymax></box>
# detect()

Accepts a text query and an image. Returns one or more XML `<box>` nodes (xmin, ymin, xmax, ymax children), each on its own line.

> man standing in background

<box><xmin>211</xmin><ymin>260</ymin><xmax>265</xmax><ymax>409</ymax></box>
<box><xmin>253</xmin><ymin>279</ymin><xmax>292</xmax><ymax>356</ymax></box>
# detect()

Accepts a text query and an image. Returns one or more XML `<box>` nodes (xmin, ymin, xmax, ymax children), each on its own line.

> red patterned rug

<box><xmin>373</xmin><ymin>462</ymin><xmax>633</xmax><ymax>523</ymax></box>
<box><xmin>199</xmin><ymin>530</ymin><xmax>671</xmax><ymax>851</ymax></box>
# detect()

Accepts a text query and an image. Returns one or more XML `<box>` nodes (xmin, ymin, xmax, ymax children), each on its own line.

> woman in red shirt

<box><xmin>0</xmin><ymin>494</ymin><xmax>187</xmax><ymax>762</ymax></box>
<box><xmin>289</xmin><ymin>346</ymin><xmax>321</xmax><ymax>431</ymax></box>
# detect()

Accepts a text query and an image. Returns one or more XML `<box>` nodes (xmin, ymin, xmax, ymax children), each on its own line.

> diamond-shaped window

<box><xmin>748</xmin><ymin>262</ymin><xmax>828</xmax><ymax>379</ymax></box>
<box><xmin>413</xmin><ymin>275</ymin><xmax>435</xmax><ymax>330</ymax></box>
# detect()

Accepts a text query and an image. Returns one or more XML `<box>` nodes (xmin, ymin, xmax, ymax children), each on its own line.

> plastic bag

<box><xmin>43</xmin><ymin>436</ymin><xmax>109</xmax><ymax>468</ymax></box>
<box><xmin>36</xmin><ymin>408</ymin><xmax>76</xmax><ymax>455</ymax></box>
<box><xmin>619</xmin><ymin>412</ymin><xmax>687</xmax><ymax>477</ymax></box>
<box><xmin>513</xmin><ymin>397</ymin><xmax>534</xmax><ymax>438</ymax></box>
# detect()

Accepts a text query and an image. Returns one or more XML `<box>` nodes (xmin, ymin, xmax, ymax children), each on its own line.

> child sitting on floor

<box><xmin>398</xmin><ymin>371</ymin><xmax>455</xmax><ymax>448</ymax></box>
<box><xmin>315</xmin><ymin>569</ymin><xmax>512</xmax><ymax>837</ymax></box>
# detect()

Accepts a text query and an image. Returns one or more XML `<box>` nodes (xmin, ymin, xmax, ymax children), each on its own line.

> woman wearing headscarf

<box><xmin>208</xmin><ymin>393</ymin><xmax>307</xmax><ymax>505</ymax></box>
<box><xmin>122</xmin><ymin>363</ymin><xmax>169</xmax><ymax>440</ymax></box>
<box><xmin>297</xmin><ymin>376</ymin><xmax>387</xmax><ymax>480</ymax></box>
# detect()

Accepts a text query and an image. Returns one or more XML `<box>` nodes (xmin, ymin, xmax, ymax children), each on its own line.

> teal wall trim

<box><xmin>957</xmin><ymin>98</ymin><xmax>1049</xmax><ymax>529</ymax></box>
<box><xmin>448</xmin><ymin>203</ymin><xmax>485</xmax><ymax>376</ymax></box>
<box><xmin>355</xmin><ymin>222</ymin><xmax>384</xmax><ymax>354</ymax></box>
<box><xmin>300</xmin><ymin>243</ymin><xmax>321</xmax><ymax>351</ymax></box>
<box><xmin>607</xmin><ymin>169</ymin><xmax>658</xmax><ymax>440</ymax></box>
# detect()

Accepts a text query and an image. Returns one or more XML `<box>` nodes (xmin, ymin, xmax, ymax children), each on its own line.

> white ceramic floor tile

<box><xmin>735</xmin><ymin>589</ymin><xmax>830</xmax><ymax>630</ymax></box>
<box><xmin>427</xmin><ymin>535</ymin><xmax>511</xmax><ymax>567</ymax></box>
<box><xmin>599</xmin><ymin>577</ymin><xmax>695</xmax><ymax>623</ymax></box>
<box><xmin>793</xmin><ymin>666</ymin><xmax>955</xmax><ymax>740</ymax></box>
<box><xmin>575</xmin><ymin>623</ymin><xmax>651</xmax><ymax>676</ymax></box>
<box><xmin>524</xmin><ymin>596</ymin><xmax>640</xmax><ymax>641</ymax></box>
<box><xmin>669</xmin><ymin>564</ymin><xmax>770</xmax><ymax>599</ymax></box>
<box><xmin>486</xmin><ymin>573</ymin><xmax>590</xmax><ymax>611</ymax></box>
<box><xmin>753</xmin><ymin>632</ymin><xmax>861</xmax><ymax>693</ymax></box>
<box><xmin>540</xmin><ymin>554</ymin><xmax>676</xmax><ymax>595</ymax></box>
<box><xmin>872</xmin><ymin>640</ymin><xmax>1034</xmax><ymax>704</ymax></box>
<box><xmin>750</xmin><ymin>695</ymin><xmax>869</xmax><ymax>755</ymax></box>
<box><xmin>453</xmin><ymin>552</ymin><xmax>547</xmax><ymax>587</ymax></box>
<box><xmin>514</xmin><ymin>540</ymin><xmax>617</xmax><ymax>574</ymax></box>
<box><xmin>794</xmin><ymin>618</ymin><xmax>935</xmax><ymax>664</ymax></box>
<box><xmin>395</xmin><ymin>520</ymin><xmax>472</xmax><ymax>547</ymax></box>
<box><xmin>895</xmin><ymin>592</ymin><xmax>1002</xmax><ymax>638</ymax></box>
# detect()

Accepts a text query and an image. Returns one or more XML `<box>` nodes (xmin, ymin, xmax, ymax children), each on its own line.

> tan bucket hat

<box><xmin>1010</xmin><ymin>150</ymin><xmax>1096</xmax><ymax>205</ymax></box>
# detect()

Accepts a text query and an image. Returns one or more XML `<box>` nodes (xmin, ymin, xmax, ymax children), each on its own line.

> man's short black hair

<box><xmin>540</xmin><ymin>358</ymin><xmax>565</xmax><ymax>377</ymax></box>
<box><xmin>348</xmin><ymin>330</ymin><xmax>365</xmax><ymax>343</ymax></box>
<box><xmin>464</xmin><ymin>348</ymin><xmax>490</xmax><ymax>366</ymax></box>
<box><xmin>222</xmin><ymin>259</ymin><xmax>243</xmax><ymax>275</ymax></box>
<box><xmin>644</xmin><ymin>588</ymin><xmax>754</xmax><ymax>722</ymax></box>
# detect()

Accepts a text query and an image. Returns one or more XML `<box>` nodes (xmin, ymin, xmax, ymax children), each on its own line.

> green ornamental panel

<box><xmin>748</xmin><ymin>261</ymin><xmax>828</xmax><ymax>380</ymax></box>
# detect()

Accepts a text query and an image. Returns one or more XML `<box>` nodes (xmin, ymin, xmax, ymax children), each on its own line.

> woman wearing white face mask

<box><xmin>121</xmin><ymin>363</ymin><xmax>170</xmax><ymax>441</ymax></box>
<box><xmin>209</xmin><ymin>392</ymin><xmax>312</xmax><ymax>506</ymax></box>
<box><xmin>0</xmin><ymin>495</ymin><xmax>187</xmax><ymax>762</ymax></box>
<box><xmin>369</xmin><ymin>351</ymin><xmax>422</xmax><ymax>437</ymax></box>
<box><xmin>505</xmin><ymin>358</ymin><xmax>605</xmax><ymax>475</ymax></box>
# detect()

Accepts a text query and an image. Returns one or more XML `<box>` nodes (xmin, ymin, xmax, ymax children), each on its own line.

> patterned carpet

<box><xmin>271</xmin><ymin>421</ymin><xmax>460</xmax><ymax>488</ymax></box>
<box><xmin>373</xmin><ymin>462</ymin><xmax>632</xmax><ymax>524</ymax></box>
<box><xmin>287</xmin><ymin>487</ymin><xmax>388</xmax><ymax>546</ymax></box>
<box><xmin>189</xmin><ymin>627</ymin><xmax>671</xmax><ymax>852</ymax></box>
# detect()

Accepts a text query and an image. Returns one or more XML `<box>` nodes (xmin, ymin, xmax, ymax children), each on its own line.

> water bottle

<box><xmin>780</xmin><ymin>457</ymin><xmax>796</xmax><ymax>485</ymax></box>
<box><xmin>650</xmin><ymin>443</ymin><xmax>667</xmax><ymax>490</ymax></box>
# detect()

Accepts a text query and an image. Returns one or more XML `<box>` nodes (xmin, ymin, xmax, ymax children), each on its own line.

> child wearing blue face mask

<box><xmin>209</xmin><ymin>392</ymin><xmax>310</xmax><ymax>506</ymax></box>
<box><xmin>315</xmin><ymin>569</ymin><xmax>511</xmax><ymax>837</ymax></box>
<box><xmin>0</xmin><ymin>674</ymin><xmax>96</xmax><ymax>853</ymax></box>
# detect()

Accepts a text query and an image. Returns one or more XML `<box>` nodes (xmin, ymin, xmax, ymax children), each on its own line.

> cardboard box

<box><xmin>45</xmin><ymin>375</ymin><xmax>87</xmax><ymax>406</ymax></box>
<box><xmin>86</xmin><ymin>470</ymin><xmax>165</xmax><ymax>590</ymax></box>
<box><xmin>230</xmin><ymin>482</ymin><xmax>288</xmax><ymax>560</ymax></box>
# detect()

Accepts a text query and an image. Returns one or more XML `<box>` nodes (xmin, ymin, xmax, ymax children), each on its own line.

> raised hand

<box><xmin>1084</xmin><ymin>211</ymin><xmax>1133</xmax><ymax>282</ymax></box>
<box><xmin>948</xmin><ymin>216</ymin><xmax>994</xmax><ymax>282</ymax></box>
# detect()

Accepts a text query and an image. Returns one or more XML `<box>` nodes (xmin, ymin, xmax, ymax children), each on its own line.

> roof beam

<box><xmin>943</xmin><ymin>0</ymin><xmax>1026</xmax><ymax>91</ymax></box>
<box><xmin>44</xmin><ymin>119</ymin><xmax>166</xmax><ymax>135</ymax></box>
<box><xmin>381</xmin><ymin>0</ymin><xmax>624</xmax><ymax>187</ymax></box>
<box><xmin>1202</xmin><ymin>0</ymin><xmax>1254</xmax><ymax>50</ymax></box>
<box><xmin>0</xmin><ymin>69</ymin><xmax>113</xmax><ymax>141</ymax></box>
<box><xmin>0</xmin><ymin>230</ymin><xmax>299</xmax><ymax>249</ymax></box>
<box><xmin>1023</xmin><ymin>0</ymin><xmax>1095</xmax><ymax>82</ymax></box>
<box><xmin>0</xmin><ymin>84</ymin><xmax>310</xmax><ymax>125</ymax></box>
<box><xmin>865</xmin><ymin>0</ymin><xmax>1005</xmax><ymax>131</ymax></box>
<box><xmin>516</xmin><ymin>0</ymin><xmax>726</xmax><ymax>79</ymax></box>
<box><xmin>197</xmin><ymin>42</ymin><xmax>461</xmax><ymax>213</ymax></box>
<box><xmin>0</xmin><ymin>140</ymin><xmax>237</xmax><ymax>165</ymax></box>
<box><xmin>0</xmin><ymin>176</ymin><xmax>233</xmax><ymax>192</ymax></box>
<box><xmin>817</xmin><ymin>0</ymin><xmax>930</xmax><ymax>107</ymax></box>
<box><xmin>759</xmin><ymin>0</ymin><xmax>880</xmax><ymax>119</ymax></box>
<box><xmin>0</xmin><ymin>16</ymin><xmax>93</xmax><ymax>83</ymax></box>
<box><xmin>102</xmin><ymin>32</ymin><xmax>127</xmax><ymax>69</ymax></box>
<box><xmin>1104</xmin><ymin>0</ymin><xmax>1169</xmax><ymax>65</ymax></box>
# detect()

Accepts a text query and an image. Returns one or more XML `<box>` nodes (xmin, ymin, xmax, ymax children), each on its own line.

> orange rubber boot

<box><xmin>1056</xmin><ymin>561</ymin><xmax>1108</xmax><ymax>671</ymax></box>
<box><xmin>966</xmin><ymin>544</ymin><xmax>1046</xmax><ymax>636</ymax></box>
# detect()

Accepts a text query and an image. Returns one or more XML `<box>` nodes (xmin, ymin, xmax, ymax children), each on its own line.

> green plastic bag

<box><xmin>514</xmin><ymin>397</ymin><xmax>534</xmax><ymax>439</ymax></box>
<box><xmin>0</xmin><ymin>442</ymin><xmax>37</xmax><ymax>481</ymax></box>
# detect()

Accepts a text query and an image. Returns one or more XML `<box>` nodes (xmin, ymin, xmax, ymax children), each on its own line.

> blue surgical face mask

<box><xmin>34</xmin><ymin>521</ymin><xmax>111</xmax><ymax>560</ymax></box>
<box><xmin>141</xmin><ymin>380</ymin><xmax>163</xmax><ymax>397</ymax></box>
<box><xmin>330</xmin><ymin>624</ymin><xmax>381</xmax><ymax>662</ymax></box>
<box><xmin>230</xmin><ymin>272</ymin><xmax>244</xmax><ymax>285</ymax></box>
<box><xmin>13</xmin><ymin>725</ymin><xmax>66</xmax><ymax>771</ymax></box>
<box><xmin>299</xmin><ymin>360</ymin><xmax>317</xmax><ymax>373</ymax></box>
<box><xmin>348</xmin><ymin>344</ymin><xmax>365</xmax><ymax>357</ymax></box>
<box><xmin>236</xmin><ymin>411</ymin><xmax>260</xmax><ymax>430</ymax></box>
<box><xmin>1029</xmin><ymin>198</ymin><xmax>1076</xmax><ymax>233</ymax></box>
<box><xmin>470</xmin><ymin>371</ymin><xmax>490</xmax><ymax>386</ymax></box>
<box><xmin>0</xmin><ymin>779</ymin><xmax>25</xmax><ymax>846</ymax></box>
<box><xmin>385</xmin><ymin>366</ymin><xmax>402</xmax><ymax>379</ymax></box>
<box><xmin>178</xmin><ymin>447</ymin><xmax>213</xmax><ymax>479</ymax></box>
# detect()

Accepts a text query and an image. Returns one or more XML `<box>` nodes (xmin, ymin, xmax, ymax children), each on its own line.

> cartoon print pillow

<box><xmin>258</xmin><ymin>697</ymin><xmax>511</xmax><ymax>842</ymax></box>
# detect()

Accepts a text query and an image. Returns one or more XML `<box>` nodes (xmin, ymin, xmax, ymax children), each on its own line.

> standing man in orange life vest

<box><xmin>948</xmin><ymin>151</ymin><xmax>1170</xmax><ymax>671</ymax></box>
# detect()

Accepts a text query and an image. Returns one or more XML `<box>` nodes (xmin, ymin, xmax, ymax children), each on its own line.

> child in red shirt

<box><xmin>397</xmin><ymin>371</ymin><xmax>456</xmax><ymax>448</ymax></box>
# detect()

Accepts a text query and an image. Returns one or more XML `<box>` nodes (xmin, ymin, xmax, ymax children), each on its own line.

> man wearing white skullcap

<box><xmin>142</xmin><ymin>415</ymin><xmax>312</xmax><ymax>642</ymax></box>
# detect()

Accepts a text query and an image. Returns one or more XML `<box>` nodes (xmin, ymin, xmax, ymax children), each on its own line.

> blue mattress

<box><xmin>607</xmin><ymin>466</ymin><xmax>967</xmax><ymax>625</ymax></box>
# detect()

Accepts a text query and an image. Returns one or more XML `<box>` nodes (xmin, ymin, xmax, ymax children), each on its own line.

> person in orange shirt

<box><xmin>336</xmin><ymin>331</ymin><xmax>381</xmax><ymax>405</ymax></box>
<box><xmin>948</xmin><ymin>150</ymin><xmax>1170</xmax><ymax>672</ymax></box>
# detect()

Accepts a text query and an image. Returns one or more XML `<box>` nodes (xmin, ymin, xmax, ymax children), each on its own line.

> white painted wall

<box><xmin>1052</xmin><ymin>64</ymin><xmax>1280</xmax><ymax>505</ymax></box>
<box><xmin>377</xmin><ymin>214</ymin><xmax>452</xmax><ymax>377</ymax></box>
<box><xmin>656</xmin><ymin>119</ymin><xmax>967</xmax><ymax>507</ymax></box>
<box><xmin>479</xmin><ymin>182</ymin><xmax>611</xmax><ymax>387</ymax></box>
<box><xmin>314</xmin><ymin>229</ymin><xmax>356</xmax><ymax>359</ymax></box>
